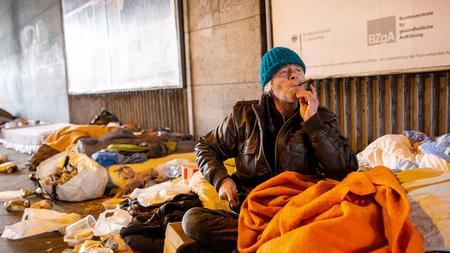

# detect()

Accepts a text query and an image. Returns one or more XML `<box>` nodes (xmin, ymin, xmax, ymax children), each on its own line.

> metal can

<box><xmin>4</xmin><ymin>200</ymin><xmax>31</xmax><ymax>211</ymax></box>
<box><xmin>0</xmin><ymin>162</ymin><xmax>18</xmax><ymax>173</ymax></box>
<box><xmin>20</xmin><ymin>189</ymin><xmax>35</xmax><ymax>198</ymax></box>
<box><xmin>31</xmin><ymin>199</ymin><xmax>53</xmax><ymax>209</ymax></box>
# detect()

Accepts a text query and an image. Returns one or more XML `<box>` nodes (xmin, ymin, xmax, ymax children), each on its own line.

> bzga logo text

<box><xmin>368</xmin><ymin>31</ymin><xmax>395</xmax><ymax>45</ymax></box>
<box><xmin>367</xmin><ymin>16</ymin><xmax>396</xmax><ymax>46</ymax></box>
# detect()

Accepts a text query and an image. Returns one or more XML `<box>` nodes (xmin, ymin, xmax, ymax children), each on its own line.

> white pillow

<box><xmin>358</xmin><ymin>135</ymin><xmax>417</xmax><ymax>170</ymax></box>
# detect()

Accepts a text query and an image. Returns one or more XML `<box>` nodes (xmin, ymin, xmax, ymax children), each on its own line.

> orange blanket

<box><xmin>238</xmin><ymin>167</ymin><xmax>423</xmax><ymax>253</ymax></box>
<box><xmin>44</xmin><ymin>125</ymin><xmax>117</xmax><ymax>152</ymax></box>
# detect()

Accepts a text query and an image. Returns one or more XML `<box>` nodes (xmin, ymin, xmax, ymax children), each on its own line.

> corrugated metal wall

<box><xmin>314</xmin><ymin>70</ymin><xmax>449</xmax><ymax>152</ymax></box>
<box><xmin>69</xmin><ymin>88</ymin><xmax>189</xmax><ymax>133</ymax></box>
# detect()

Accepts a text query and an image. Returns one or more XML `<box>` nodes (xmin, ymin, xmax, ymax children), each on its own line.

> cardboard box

<box><xmin>164</xmin><ymin>222</ymin><xmax>195</xmax><ymax>253</ymax></box>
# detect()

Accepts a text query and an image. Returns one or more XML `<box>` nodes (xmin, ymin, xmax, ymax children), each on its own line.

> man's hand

<box><xmin>218</xmin><ymin>178</ymin><xmax>239</xmax><ymax>208</ymax></box>
<box><xmin>296</xmin><ymin>84</ymin><xmax>319</xmax><ymax>121</ymax></box>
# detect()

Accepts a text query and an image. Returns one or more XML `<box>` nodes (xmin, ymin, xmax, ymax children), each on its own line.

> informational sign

<box><xmin>271</xmin><ymin>0</ymin><xmax>450</xmax><ymax>78</ymax></box>
<box><xmin>62</xmin><ymin>0</ymin><xmax>182</xmax><ymax>94</ymax></box>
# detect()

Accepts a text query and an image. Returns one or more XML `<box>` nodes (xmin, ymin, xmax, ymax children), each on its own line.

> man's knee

<box><xmin>182</xmin><ymin>207</ymin><xmax>208</xmax><ymax>241</ymax></box>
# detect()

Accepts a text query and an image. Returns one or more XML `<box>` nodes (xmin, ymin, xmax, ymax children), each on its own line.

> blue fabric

<box><xmin>403</xmin><ymin>130</ymin><xmax>431</xmax><ymax>144</ymax></box>
<box><xmin>260</xmin><ymin>47</ymin><xmax>306</xmax><ymax>88</ymax></box>
<box><xmin>92</xmin><ymin>150</ymin><xmax>148</xmax><ymax>168</ymax></box>
<box><xmin>419</xmin><ymin>134</ymin><xmax>450</xmax><ymax>162</ymax></box>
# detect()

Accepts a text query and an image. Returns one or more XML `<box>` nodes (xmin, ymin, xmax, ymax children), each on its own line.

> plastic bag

<box><xmin>156</xmin><ymin>159</ymin><xmax>190</xmax><ymax>180</ymax></box>
<box><xmin>112</xmin><ymin>165</ymin><xmax>157</xmax><ymax>197</ymax></box>
<box><xmin>104</xmin><ymin>234</ymin><xmax>129</xmax><ymax>251</ymax></box>
<box><xmin>0</xmin><ymin>190</ymin><xmax>23</xmax><ymax>201</ymax></box>
<box><xmin>64</xmin><ymin>210</ymin><xmax>132</xmax><ymax>247</ymax></box>
<box><xmin>64</xmin><ymin>215</ymin><xmax>96</xmax><ymax>246</ymax></box>
<box><xmin>130</xmin><ymin>179</ymin><xmax>191</xmax><ymax>207</ymax></box>
<box><xmin>36</xmin><ymin>151</ymin><xmax>108</xmax><ymax>201</ymax></box>
<box><xmin>2</xmin><ymin>208</ymin><xmax>81</xmax><ymax>240</ymax></box>
<box><xmin>77</xmin><ymin>240</ymin><xmax>113</xmax><ymax>253</ymax></box>
<box><xmin>93</xmin><ymin>209</ymin><xmax>132</xmax><ymax>236</ymax></box>
<box><xmin>189</xmin><ymin>171</ymin><xmax>231</xmax><ymax>212</ymax></box>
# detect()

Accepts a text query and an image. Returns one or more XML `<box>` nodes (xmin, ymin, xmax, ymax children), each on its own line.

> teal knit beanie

<box><xmin>260</xmin><ymin>47</ymin><xmax>306</xmax><ymax>88</ymax></box>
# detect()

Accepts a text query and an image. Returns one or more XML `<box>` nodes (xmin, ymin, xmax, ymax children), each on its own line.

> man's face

<box><xmin>270</xmin><ymin>64</ymin><xmax>306</xmax><ymax>103</ymax></box>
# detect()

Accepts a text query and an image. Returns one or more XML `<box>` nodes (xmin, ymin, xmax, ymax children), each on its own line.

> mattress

<box><xmin>0</xmin><ymin>123</ymin><xmax>71</xmax><ymax>154</ymax></box>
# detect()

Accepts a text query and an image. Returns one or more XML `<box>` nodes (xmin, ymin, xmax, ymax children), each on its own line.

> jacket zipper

<box><xmin>274</xmin><ymin>113</ymin><xmax>297</xmax><ymax>175</ymax></box>
<box><xmin>252</xmin><ymin>105</ymin><xmax>274</xmax><ymax>177</ymax></box>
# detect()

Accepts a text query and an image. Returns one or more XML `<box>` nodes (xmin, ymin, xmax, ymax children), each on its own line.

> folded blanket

<box><xmin>238</xmin><ymin>167</ymin><xmax>423</xmax><ymax>253</ymax></box>
<box><xmin>44</xmin><ymin>125</ymin><xmax>117</xmax><ymax>152</ymax></box>
<box><xmin>395</xmin><ymin>168</ymin><xmax>449</xmax><ymax>251</ymax></box>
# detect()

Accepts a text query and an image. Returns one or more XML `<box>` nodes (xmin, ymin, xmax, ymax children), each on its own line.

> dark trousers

<box><xmin>177</xmin><ymin>207</ymin><xmax>238</xmax><ymax>253</ymax></box>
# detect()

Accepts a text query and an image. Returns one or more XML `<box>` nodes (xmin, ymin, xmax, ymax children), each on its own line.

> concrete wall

<box><xmin>0</xmin><ymin>0</ymin><xmax>69</xmax><ymax>122</ymax></box>
<box><xmin>0</xmin><ymin>0</ymin><xmax>263</xmax><ymax>131</ymax></box>
<box><xmin>186</xmin><ymin>0</ymin><xmax>263</xmax><ymax>136</ymax></box>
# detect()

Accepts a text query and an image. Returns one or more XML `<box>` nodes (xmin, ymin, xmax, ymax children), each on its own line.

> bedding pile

<box><xmin>1</xmin><ymin>121</ymin><xmax>447</xmax><ymax>252</ymax></box>
<box><xmin>357</xmin><ymin>132</ymin><xmax>449</xmax><ymax>252</ymax></box>
<box><xmin>357</xmin><ymin>133</ymin><xmax>449</xmax><ymax>172</ymax></box>
<box><xmin>238</xmin><ymin>167</ymin><xmax>423</xmax><ymax>253</ymax></box>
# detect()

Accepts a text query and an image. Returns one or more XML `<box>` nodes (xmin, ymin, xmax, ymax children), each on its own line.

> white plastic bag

<box><xmin>156</xmin><ymin>159</ymin><xmax>190</xmax><ymax>180</ymax></box>
<box><xmin>0</xmin><ymin>190</ymin><xmax>23</xmax><ymax>201</ymax></box>
<box><xmin>2</xmin><ymin>209</ymin><xmax>81</xmax><ymax>240</ymax></box>
<box><xmin>130</xmin><ymin>180</ymin><xmax>191</xmax><ymax>207</ymax></box>
<box><xmin>93</xmin><ymin>209</ymin><xmax>132</xmax><ymax>236</ymax></box>
<box><xmin>37</xmin><ymin>151</ymin><xmax>109</xmax><ymax>201</ymax></box>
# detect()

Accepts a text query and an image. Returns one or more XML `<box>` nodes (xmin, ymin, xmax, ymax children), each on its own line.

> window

<box><xmin>62</xmin><ymin>0</ymin><xmax>184</xmax><ymax>94</ymax></box>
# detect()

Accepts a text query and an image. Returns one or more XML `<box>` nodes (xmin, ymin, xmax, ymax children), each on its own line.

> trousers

<box><xmin>177</xmin><ymin>207</ymin><xmax>239</xmax><ymax>253</ymax></box>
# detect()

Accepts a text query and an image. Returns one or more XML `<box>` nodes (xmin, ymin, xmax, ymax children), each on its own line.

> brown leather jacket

<box><xmin>195</xmin><ymin>94</ymin><xmax>358</xmax><ymax>193</ymax></box>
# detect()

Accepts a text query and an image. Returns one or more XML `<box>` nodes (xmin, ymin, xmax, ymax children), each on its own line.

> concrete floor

<box><xmin>0</xmin><ymin>145</ymin><xmax>107</xmax><ymax>253</ymax></box>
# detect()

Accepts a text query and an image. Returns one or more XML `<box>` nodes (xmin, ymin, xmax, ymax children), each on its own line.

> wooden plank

<box><xmin>416</xmin><ymin>74</ymin><xmax>425</xmax><ymax>132</ymax></box>
<box><xmin>423</xmin><ymin>75</ymin><xmax>432</xmax><ymax>136</ymax></box>
<box><xmin>355</xmin><ymin>77</ymin><xmax>362</xmax><ymax>152</ymax></box>
<box><xmin>447</xmin><ymin>72</ymin><xmax>450</xmax><ymax>133</ymax></box>
<box><xmin>344</xmin><ymin>78</ymin><xmax>351</xmax><ymax>139</ymax></box>
<box><xmin>175</xmin><ymin>90</ymin><xmax>183</xmax><ymax>132</ymax></box>
<box><xmin>349</xmin><ymin>78</ymin><xmax>357</xmax><ymax>151</ymax></box>
<box><xmin>377</xmin><ymin>76</ymin><xmax>385</xmax><ymax>137</ymax></box>
<box><xmin>431</xmin><ymin>73</ymin><xmax>439</xmax><ymax>137</ymax></box>
<box><xmin>317</xmin><ymin>80</ymin><xmax>324</xmax><ymax>106</ymax></box>
<box><xmin>337</xmin><ymin>79</ymin><xmax>345</xmax><ymax>132</ymax></box>
<box><xmin>324</xmin><ymin>79</ymin><xmax>330</xmax><ymax>109</ymax></box>
<box><xmin>333</xmin><ymin>79</ymin><xmax>340</xmax><ymax>119</ymax></box>
<box><xmin>360</xmin><ymin>78</ymin><xmax>368</xmax><ymax>149</ymax></box>
<box><xmin>438</xmin><ymin>74</ymin><xmax>446</xmax><ymax>135</ymax></box>
<box><xmin>168</xmin><ymin>90</ymin><xmax>175</xmax><ymax>131</ymax></box>
<box><xmin>365</xmin><ymin>76</ymin><xmax>374</xmax><ymax>143</ymax></box>
<box><xmin>402</xmin><ymin>74</ymin><xmax>411</xmax><ymax>131</ymax></box>
<box><xmin>397</xmin><ymin>75</ymin><xmax>404</xmax><ymax>132</ymax></box>
<box><xmin>314</xmin><ymin>79</ymin><xmax>321</xmax><ymax>104</ymax></box>
<box><xmin>390</xmin><ymin>75</ymin><xmax>398</xmax><ymax>133</ymax></box>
